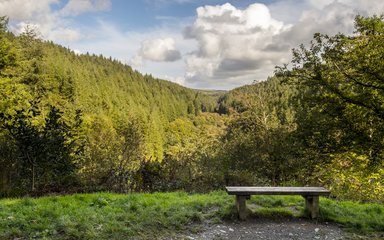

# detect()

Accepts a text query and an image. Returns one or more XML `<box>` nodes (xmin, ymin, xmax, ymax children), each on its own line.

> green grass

<box><xmin>0</xmin><ymin>192</ymin><xmax>383</xmax><ymax>239</ymax></box>
<box><xmin>320</xmin><ymin>198</ymin><xmax>384</xmax><ymax>232</ymax></box>
<box><xmin>0</xmin><ymin>191</ymin><xmax>233</xmax><ymax>239</ymax></box>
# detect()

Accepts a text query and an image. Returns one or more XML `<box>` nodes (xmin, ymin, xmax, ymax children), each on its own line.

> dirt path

<box><xmin>178</xmin><ymin>218</ymin><xmax>347</xmax><ymax>240</ymax></box>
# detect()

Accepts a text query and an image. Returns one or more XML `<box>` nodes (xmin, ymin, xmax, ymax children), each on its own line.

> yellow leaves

<box><xmin>318</xmin><ymin>152</ymin><xmax>384</xmax><ymax>202</ymax></box>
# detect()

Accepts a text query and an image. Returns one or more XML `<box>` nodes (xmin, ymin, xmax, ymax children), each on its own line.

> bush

<box><xmin>316</xmin><ymin>152</ymin><xmax>384</xmax><ymax>202</ymax></box>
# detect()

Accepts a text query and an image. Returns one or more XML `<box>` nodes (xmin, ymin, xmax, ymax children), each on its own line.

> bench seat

<box><xmin>225</xmin><ymin>186</ymin><xmax>330</xmax><ymax>220</ymax></box>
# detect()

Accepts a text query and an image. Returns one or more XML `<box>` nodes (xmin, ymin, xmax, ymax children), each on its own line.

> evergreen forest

<box><xmin>0</xmin><ymin>15</ymin><xmax>383</xmax><ymax>203</ymax></box>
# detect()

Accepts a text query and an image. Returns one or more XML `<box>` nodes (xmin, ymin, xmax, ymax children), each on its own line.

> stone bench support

<box><xmin>236</xmin><ymin>195</ymin><xmax>250</xmax><ymax>220</ymax></box>
<box><xmin>303</xmin><ymin>195</ymin><xmax>319</xmax><ymax>219</ymax></box>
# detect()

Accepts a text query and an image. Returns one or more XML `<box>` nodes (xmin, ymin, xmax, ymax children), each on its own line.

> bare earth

<box><xmin>176</xmin><ymin>218</ymin><xmax>349</xmax><ymax>240</ymax></box>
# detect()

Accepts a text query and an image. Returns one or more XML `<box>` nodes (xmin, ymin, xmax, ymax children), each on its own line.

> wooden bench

<box><xmin>225</xmin><ymin>186</ymin><xmax>330</xmax><ymax>220</ymax></box>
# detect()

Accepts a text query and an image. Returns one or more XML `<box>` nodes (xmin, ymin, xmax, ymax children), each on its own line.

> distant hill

<box><xmin>40</xmin><ymin>42</ymin><xmax>221</xmax><ymax>121</ymax></box>
<box><xmin>216</xmin><ymin>77</ymin><xmax>295</xmax><ymax>117</ymax></box>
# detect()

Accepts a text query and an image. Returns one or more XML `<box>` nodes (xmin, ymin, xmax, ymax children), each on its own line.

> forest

<box><xmin>0</xmin><ymin>15</ymin><xmax>383</xmax><ymax>203</ymax></box>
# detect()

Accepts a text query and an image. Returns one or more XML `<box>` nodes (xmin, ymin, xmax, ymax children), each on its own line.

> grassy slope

<box><xmin>0</xmin><ymin>192</ymin><xmax>383</xmax><ymax>239</ymax></box>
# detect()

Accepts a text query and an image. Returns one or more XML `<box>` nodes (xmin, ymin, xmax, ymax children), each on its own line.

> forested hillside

<box><xmin>1</xmin><ymin>15</ymin><xmax>383</xmax><ymax>202</ymax></box>
<box><xmin>0</xmin><ymin>16</ymin><xmax>221</xmax><ymax>196</ymax></box>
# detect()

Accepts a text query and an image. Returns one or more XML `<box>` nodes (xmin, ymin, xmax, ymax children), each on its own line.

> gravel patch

<box><xmin>178</xmin><ymin>218</ymin><xmax>346</xmax><ymax>240</ymax></box>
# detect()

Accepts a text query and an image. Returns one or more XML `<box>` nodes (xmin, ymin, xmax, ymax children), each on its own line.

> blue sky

<box><xmin>1</xmin><ymin>0</ymin><xmax>383</xmax><ymax>90</ymax></box>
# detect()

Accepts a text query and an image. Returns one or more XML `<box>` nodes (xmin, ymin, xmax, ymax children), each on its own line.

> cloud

<box><xmin>182</xmin><ymin>1</ymin><xmax>384</xmax><ymax>89</ymax></box>
<box><xmin>0</xmin><ymin>0</ymin><xmax>57</xmax><ymax>20</ymax></box>
<box><xmin>13</xmin><ymin>21</ymin><xmax>82</xmax><ymax>41</ymax></box>
<box><xmin>184</xmin><ymin>3</ymin><xmax>288</xmax><ymax>89</ymax></box>
<box><xmin>60</xmin><ymin>0</ymin><xmax>111</xmax><ymax>16</ymax></box>
<box><xmin>277</xmin><ymin>1</ymin><xmax>356</xmax><ymax>47</ymax></box>
<box><xmin>163</xmin><ymin>75</ymin><xmax>185</xmax><ymax>86</ymax></box>
<box><xmin>0</xmin><ymin>0</ymin><xmax>111</xmax><ymax>42</ymax></box>
<box><xmin>131</xmin><ymin>37</ymin><xmax>181</xmax><ymax>65</ymax></box>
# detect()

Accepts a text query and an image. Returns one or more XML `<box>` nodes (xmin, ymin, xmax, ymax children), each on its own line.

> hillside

<box><xmin>43</xmin><ymin>43</ymin><xmax>219</xmax><ymax>119</ymax></box>
<box><xmin>1</xmin><ymin>15</ymin><xmax>383</xmax><ymax>203</ymax></box>
<box><xmin>0</xmin><ymin>21</ymin><xmax>224</xmax><ymax>196</ymax></box>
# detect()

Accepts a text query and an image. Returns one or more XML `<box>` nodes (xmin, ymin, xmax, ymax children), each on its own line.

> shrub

<box><xmin>316</xmin><ymin>152</ymin><xmax>384</xmax><ymax>202</ymax></box>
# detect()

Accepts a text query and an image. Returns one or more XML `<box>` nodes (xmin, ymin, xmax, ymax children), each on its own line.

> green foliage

<box><xmin>0</xmin><ymin>104</ymin><xmax>82</xmax><ymax>195</ymax></box>
<box><xmin>0</xmin><ymin>16</ymin><xmax>221</xmax><ymax>196</ymax></box>
<box><xmin>1</xmin><ymin>13</ymin><xmax>383</xmax><ymax>205</ymax></box>
<box><xmin>79</xmin><ymin>115</ymin><xmax>148</xmax><ymax>192</ymax></box>
<box><xmin>276</xmin><ymin>15</ymin><xmax>384</xmax><ymax>164</ymax></box>
<box><xmin>132</xmin><ymin>112</ymin><xmax>227</xmax><ymax>192</ymax></box>
<box><xmin>274</xmin><ymin>15</ymin><xmax>384</xmax><ymax>196</ymax></box>
<box><xmin>217</xmin><ymin>77</ymin><xmax>299</xmax><ymax>186</ymax></box>
<box><xmin>315</xmin><ymin>152</ymin><xmax>384</xmax><ymax>202</ymax></box>
<box><xmin>0</xmin><ymin>17</ymin><xmax>16</xmax><ymax>74</ymax></box>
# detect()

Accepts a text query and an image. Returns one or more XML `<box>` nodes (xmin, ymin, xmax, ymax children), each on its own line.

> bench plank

<box><xmin>226</xmin><ymin>186</ymin><xmax>330</xmax><ymax>196</ymax></box>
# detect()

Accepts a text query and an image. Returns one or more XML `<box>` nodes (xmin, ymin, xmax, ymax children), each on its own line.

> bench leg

<box><xmin>304</xmin><ymin>195</ymin><xmax>319</xmax><ymax>219</ymax></box>
<box><xmin>236</xmin><ymin>195</ymin><xmax>249</xmax><ymax>220</ymax></box>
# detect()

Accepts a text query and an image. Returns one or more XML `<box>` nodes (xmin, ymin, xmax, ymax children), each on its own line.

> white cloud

<box><xmin>162</xmin><ymin>75</ymin><xmax>185</xmax><ymax>86</ymax></box>
<box><xmin>182</xmin><ymin>1</ymin><xmax>384</xmax><ymax>89</ymax></box>
<box><xmin>0</xmin><ymin>0</ymin><xmax>111</xmax><ymax>42</ymax></box>
<box><xmin>129</xmin><ymin>54</ymin><xmax>144</xmax><ymax>67</ymax></box>
<box><xmin>73</xmin><ymin>49</ymin><xmax>83</xmax><ymax>55</ymax></box>
<box><xmin>60</xmin><ymin>0</ymin><xmax>111</xmax><ymax>16</ymax></box>
<box><xmin>339</xmin><ymin>0</ymin><xmax>384</xmax><ymax>16</ymax></box>
<box><xmin>136</xmin><ymin>37</ymin><xmax>181</xmax><ymax>63</ymax></box>
<box><xmin>0</xmin><ymin>0</ymin><xmax>58</xmax><ymax>20</ymax></box>
<box><xmin>1</xmin><ymin>0</ymin><xmax>62</xmax><ymax>38</ymax></box>
<box><xmin>184</xmin><ymin>3</ymin><xmax>288</xmax><ymax>89</ymax></box>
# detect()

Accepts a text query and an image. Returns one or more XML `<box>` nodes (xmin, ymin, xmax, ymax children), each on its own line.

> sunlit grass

<box><xmin>0</xmin><ymin>192</ymin><xmax>233</xmax><ymax>239</ymax></box>
<box><xmin>320</xmin><ymin>198</ymin><xmax>384</xmax><ymax>232</ymax></box>
<box><xmin>0</xmin><ymin>192</ymin><xmax>383</xmax><ymax>239</ymax></box>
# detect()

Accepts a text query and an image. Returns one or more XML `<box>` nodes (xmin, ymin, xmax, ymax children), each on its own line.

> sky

<box><xmin>1</xmin><ymin>0</ymin><xmax>383</xmax><ymax>90</ymax></box>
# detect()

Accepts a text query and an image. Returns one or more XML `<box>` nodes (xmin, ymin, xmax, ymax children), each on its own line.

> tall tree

<box><xmin>276</xmin><ymin>15</ymin><xmax>384</xmax><ymax>165</ymax></box>
<box><xmin>0</xmin><ymin>104</ymin><xmax>82</xmax><ymax>194</ymax></box>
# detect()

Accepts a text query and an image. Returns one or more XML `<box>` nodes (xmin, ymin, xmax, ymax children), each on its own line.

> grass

<box><xmin>0</xmin><ymin>192</ymin><xmax>383</xmax><ymax>239</ymax></box>
<box><xmin>320</xmin><ymin>198</ymin><xmax>384</xmax><ymax>232</ymax></box>
<box><xmin>0</xmin><ymin>191</ymin><xmax>233</xmax><ymax>239</ymax></box>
